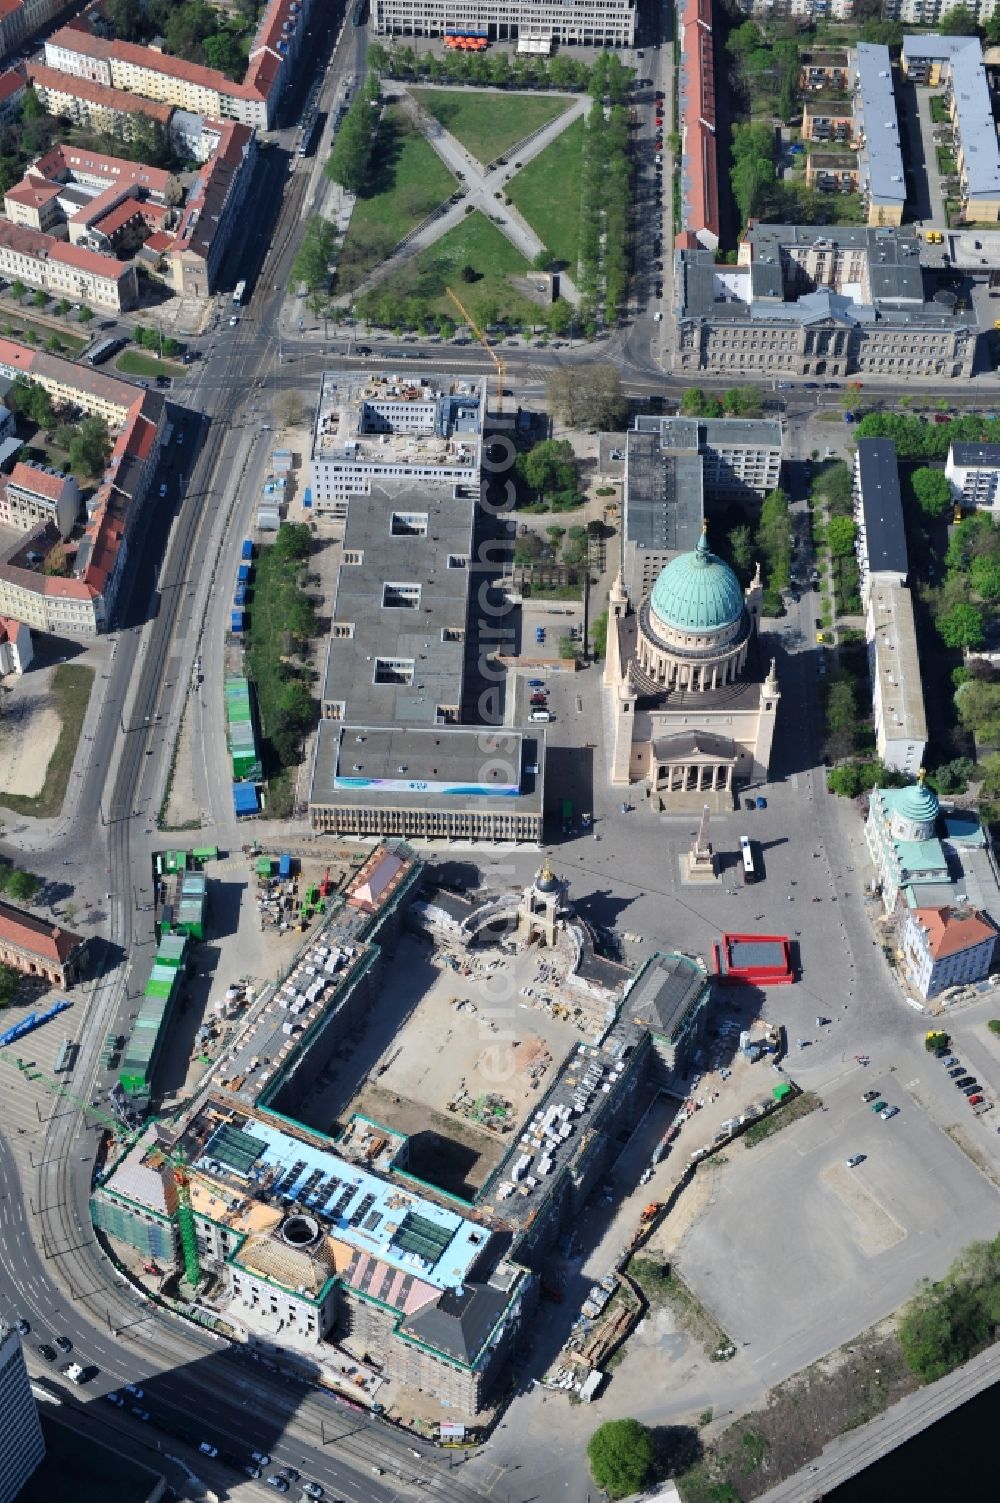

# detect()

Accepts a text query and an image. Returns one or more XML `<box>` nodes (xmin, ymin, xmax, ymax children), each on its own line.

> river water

<box><xmin>829</xmin><ymin>1382</ymin><xmax>996</xmax><ymax>1499</ymax></box>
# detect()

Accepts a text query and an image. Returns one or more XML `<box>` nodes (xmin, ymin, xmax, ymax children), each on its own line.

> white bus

<box><xmin>740</xmin><ymin>835</ymin><xmax>757</xmax><ymax>884</ymax></box>
<box><xmin>233</xmin><ymin>280</ymin><xmax>246</xmax><ymax>306</ymax></box>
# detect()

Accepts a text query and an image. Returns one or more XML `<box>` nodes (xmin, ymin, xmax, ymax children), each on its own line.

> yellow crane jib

<box><xmin>445</xmin><ymin>285</ymin><xmax>506</xmax><ymax>413</ymax></box>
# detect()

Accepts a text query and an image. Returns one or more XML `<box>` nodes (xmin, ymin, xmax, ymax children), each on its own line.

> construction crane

<box><xmin>445</xmin><ymin>285</ymin><xmax>505</xmax><ymax>413</ymax></box>
<box><xmin>2</xmin><ymin>1053</ymin><xmax>202</xmax><ymax>1287</ymax></box>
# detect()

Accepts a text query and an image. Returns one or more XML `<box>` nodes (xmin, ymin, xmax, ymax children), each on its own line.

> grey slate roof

<box><xmin>624</xmin><ymin>951</ymin><xmax>709</xmax><ymax>1043</ymax></box>
<box><xmin>401</xmin><ymin>1280</ymin><xmax>510</xmax><ymax>1365</ymax></box>
<box><xmin>856</xmin><ymin>439</ymin><xmax>908</xmax><ymax>578</ymax></box>
<box><xmin>951</xmin><ymin>442</ymin><xmax>1000</xmax><ymax>467</ymax></box>
<box><xmin>854</xmin><ymin>44</ymin><xmax>906</xmax><ymax>209</ymax></box>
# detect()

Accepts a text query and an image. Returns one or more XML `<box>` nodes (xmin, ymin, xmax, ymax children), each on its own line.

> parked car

<box><xmin>528</xmin><ymin>678</ymin><xmax>545</xmax><ymax>688</ymax></box>
<box><xmin>54</xmin><ymin>1336</ymin><xmax>72</xmax><ymax>1352</ymax></box>
<box><xmin>251</xmin><ymin>1453</ymin><xmax>271</xmax><ymax>1468</ymax></box>
<box><xmin>38</xmin><ymin>1345</ymin><xmax>56</xmax><ymax>1361</ymax></box>
<box><xmin>846</xmin><ymin>1154</ymin><xmax>865</xmax><ymax>1167</ymax></box>
<box><xmin>962</xmin><ymin>1083</ymin><xmax>980</xmax><ymax>1096</ymax></box>
<box><xmin>942</xmin><ymin>1055</ymin><xmax>959</xmax><ymax>1067</ymax></box>
<box><xmin>265</xmin><ymin>1480</ymin><xmax>289</xmax><ymax>1494</ymax></box>
<box><xmin>198</xmin><ymin>1442</ymin><xmax>218</xmax><ymax>1458</ymax></box>
<box><xmin>124</xmin><ymin>1384</ymin><xmax>144</xmax><ymax>1398</ymax></box>
<box><xmin>302</xmin><ymin>1485</ymin><xmax>324</xmax><ymax>1500</ymax></box>
<box><xmin>955</xmin><ymin>1076</ymin><xmax>976</xmax><ymax>1089</ymax></box>
<box><xmin>862</xmin><ymin>1090</ymin><xmax>880</xmax><ymax>1103</ymax></box>
<box><xmin>105</xmin><ymin>1391</ymin><xmax>125</xmax><ymax>1407</ymax></box>
<box><xmin>948</xmin><ymin>1066</ymin><xmax>965</xmax><ymax>1078</ymax></box>
<box><xmin>880</xmin><ymin>1105</ymin><xmax>899</xmax><ymax>1119</ymax></box>
<box><xmin>968</xmin><ymin>1093</ymin><xmax>985</xmax><ymax>1106</ymax></box>
<box><xmin>15</xmin><ymin>1319</ymin><xmax>29</xmax><ymax>1335</ymax></box>
<box><xmin>871</xmin><ymin>1099</ymin><xmax>887</xmax><ymax>1113</ymax></box>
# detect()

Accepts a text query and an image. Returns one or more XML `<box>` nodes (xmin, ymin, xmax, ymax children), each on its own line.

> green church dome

<box><xmin>649</xmin><ymin>528</ymin><xmax>744</xmax><ymax>633</ymax></box>
<box><xmin>895</xmin><ymin>775</ymin><xmax>939</xmax><ymax>828</ymax></box>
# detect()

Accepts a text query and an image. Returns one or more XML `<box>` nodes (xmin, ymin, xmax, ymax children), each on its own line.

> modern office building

<box><xmin>372</xmin><ymin>0</ymin><xmax>636</xmax><ymax>47</ymax></box>
<box><xmin>0</xmin><ymin>1323</ymin><xmax>45</xmax><ymax>1503</ymax></box>
<box><xmin>902</xmin><ymin>35</ymin><xmax>1000</xmax><ymax>222</ymax></box>
<box><xmin>676</xmin><ymin>225</ymin><xmax>977</xmax><ymax>379</ymax></box>
<box><xmin>853</xmin><ymin>43</ymin><xmax>906</xmax><ymax>226</ymax></box>
<box><xmin>903</xmin><ymin>904</ymin><xmax>997</xmax><ymax>999</ymax></box>
<box><xmin>308</xmin><ymin>371</ymin><xmax>485</xmax><ymax>520</ymax></box>
<box><xmin>623</xmin><ymin>416</ymin><xmax>782</xmax><ymax>599</ymax></box>
<box><xmin>945</xmin><ymin>441</ymin><xmax>1000</xmax><ymax>510</ymax></box>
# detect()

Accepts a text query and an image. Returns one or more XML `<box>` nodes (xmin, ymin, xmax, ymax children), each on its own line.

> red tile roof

<box><xmin>27</xmin><ymin>62</ymin><xmax>173</xmax><ymax>123</ymax></box>
<box><xmin>32</xmin><ymin>143</ymin><xmax>173</xmax><ymax>197</ymax></box>
<box><xmin>677</xmin><ymin>0</ymin><xmax>720</xmax><ymax>251</ymax></box>
<box><xmin>4</xmin><ymin>181</ymin><xmax>62</xmax><ymax>210</ymax></box>
<box><xmin>912</xmin><ymin>906</ymin><xmax>997</xmax><ymax>959</ymax></box>
<box><xmin>0</xmin><ymin>897</ymin><xmax>83</xmax><ymax>964</ymax></box>
<box><xmin>9</xmin><ymin>461</ymin><xmax>72</xmax><ymax>501</ymax></box>
<box><xmin>48</xmin><ymin>24</ymin><xmax>268</xmax><ymax>103</ymax></box>
<box><xmin>0</xmin><ymin>65</ymin><xmax>27</xmax><ymax>103</ymax></box>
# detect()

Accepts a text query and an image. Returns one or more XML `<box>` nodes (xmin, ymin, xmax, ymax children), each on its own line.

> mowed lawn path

<box><xmin>505</xmin><ymin>115</ymin><xmax>584</xmax><ymax>270</ymax></box>
<box><xmin>411</xmin><ymin>88</ymin><xmax>572</xmax><ymax>162</ymax></box>
<box><xmin>336</xmin><ymin>104</ymin><xmax>456</xmax><ymax>294</ymax></box>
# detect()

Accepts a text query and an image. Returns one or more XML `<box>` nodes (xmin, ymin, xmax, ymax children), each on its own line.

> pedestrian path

<box><xmin>337</xmin><ymin>86</ymin><xmax>587</xmax><ymax>308</ymax></box>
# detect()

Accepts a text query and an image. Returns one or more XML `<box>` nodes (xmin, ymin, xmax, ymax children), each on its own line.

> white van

<box><xmin>530</xmin><ymin>709</ymin><xmax>551</xmax><ymax>723</ymax></box>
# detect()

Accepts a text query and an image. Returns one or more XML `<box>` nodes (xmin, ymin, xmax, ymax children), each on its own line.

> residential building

<box><xmin>0</xmin><ymin>1323</ymin><xmax>45</xmax><ymax>1503</ymax></box>
<box><xmin>0</xmin><ymin>217</ymin><xmax>137</xmax><ymax>310</ymax></box>
<box><xmin>675</xmin><ymin>225</ymin><xmax>977</xmax><ymax>379</ymax></box>
<box><xmin>0</xmin><ymin>64</ymin><xmax>26</xmax><ymax>119</ymax></box>
<box><xmin>676</xmin><ymin>0</ymin><xmax>719</xmax><ymax>252</ymax></box>
<box><xmin>0</xmin><ymin>0</ymin><xmax>64</xmax><ymax>62</ymax></box>
<box><xmin>735</xmin><ymin>0</ymin><xmax>854</xmax><ymax>15</ymax></box>
<box><xmin>901</xmin><ymin>35</ymin><xmax>1000</xmax><ymax>222</ymax></box>
<box><xmin>0</xmin><ymin>461</ymin><xmax>80</xmax><ymax>537</ymax></box>
<box><xmin>853</xmin><ymin>43</ymin><xmax>906</xmax><ymax>226</ymax></box>
<box><xmin>0</xmin><ymin>897</ymin><xmax>86</xmax><ymax>985</ymax></box>
<box><xmin>804</xmin><ymin>152</ymin><xmax>860</xmax><ymax>193</ymax></box>
<box><xmin>853</xmin><ymin>439</ymin><xmax>926</xmax><ymax>774</ymax></box>
<box><xmin>853</xmin><ymin>438</ymin><xmax>908</xmax><ymax>602</ymax></box>
<box><xmin>0</xmin><ymin>614</ymin><xmax>30</xmax><ymax>673</ymax></box>
<box><xmin>903</xmin><ymin>904</ymin><xmax>997</xmax><ymax>999</ymax></box>
<box><xmin>309</xmin><ymin>371</ymin><xmax>485</xmax><ymax>519</ymax></box>
<box><xmin>372</xmin><ymin>0</ymin><xmax>636</xmax><ymax>46</ymax></box>
<box><xmin>945</xmin><ymin>441</ymin><xmax>1000</xmax><ymax>510</ymax></box>
<box><xmin>623</xmin><ymin>415</ymin><xmax>782</xmax><ymax>599</ymax></box>
<box><xmin>163</xmin><ymin>121</ymin><xmax>256</xmax><ymax>297</ymax></box>
<box><xmin>0</xmin><ymin>338</ymin><xmax>165</xmax><ymax>634</ymax></box>
<box><xmin>27</xmin><ymin>61</ymin><xmax>174</xmax><ymax>138</ymax></box>
<box><xmin>866</xmin><ymin>578</ymin><xmax>927</xmax><ymax>775</ymax></box>
<box><xmin>800</xmin><ymin>50</ymin><xmax>851</xmax><ymax>90</ymax></box>
<box><xmin>43</xmin><ymin>0</ymin><xmax>316</xmax><ymax>130</ymax></box>
<box><xmin>801</xmin><ymin>97</ymin><xmax>854</xmax><ymax>143</ymax></box>
<box><xmin>888</xmin><ymin>0</ymin><xmax>999</xmax><ymax>26</ymax></box>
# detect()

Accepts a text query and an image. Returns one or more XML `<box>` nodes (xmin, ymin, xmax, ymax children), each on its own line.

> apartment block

<box><xmin>0</xmin><ymin>217</ymin><xmax>137</xmax><ymax>309</ymax></box>
<box><xmin>887</xmin><ymin>0</ymin><xmax>1000</xmax><ymax>23</ymax></box>
<box><xmin>902</xmin><ymin>35</ymin><xmax>1000</xmax><ymax>222</ymax></box>
<box><xmin>853</xmin><ymin>43</ymin><xmax>906</xmax><ymax>226</ymax></box>
<box><xmin>0</xmin><ymin>461</ymin><xmax>80</xmax><ymax>537</ymax></box>
<box><xmin>372</xmin><ymin>0</ymin><xmax>636</xmax><ymax>47</ymax></box>
<box><xmin>945</xmin><ymin>441</ymin><xmax>1000</xmax><ymax>510</ymax></box>
<box><xmin>735</xmin><ymin>0</ymin><xmax>854</xmax><ymax>15</ymax></box>
<box><xmin>0</xmin><ymin>0</ymin><xmax>63</xmax><ymax>61</ymax></box>
<box><xmin>676</xmin><ymin>0</ymin><xmax>719</xmax><ymax>251</ymax></box>
<box><xmin>0</xmin><ymin>615</ymin><xmax>31</xmax><ymax>674</ymax></box>
<box><xmin>676</xmin><ymin>225</ymin><xmax>977</xmax><ymax>379</ymax></box>
<box><xmin>27</xmin><ymin>60</ymin><xmax>173</xmax><ymax>137</ymax></box>
<box><xmin>0</xmin><ymin>338</ymin><xmax>165</xmax><ymax>634</ymax></box>
<box><xmin>853</xmin><ymin>440</ymin><xmax>927</xmax><ymax>775</ymax></box>
<box><xmin>164</xmin><ymin>120</ymin><xmax>256</xmax><ymax>297</ymax></box>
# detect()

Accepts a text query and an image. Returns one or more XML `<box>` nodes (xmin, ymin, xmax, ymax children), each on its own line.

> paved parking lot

<box><xmin>674</xmin><ymin>1061</ymin><xmax>1000</xmax><ymax>1384</ymax></box>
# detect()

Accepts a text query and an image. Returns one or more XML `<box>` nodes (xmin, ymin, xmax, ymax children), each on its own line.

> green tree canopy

<box><xmin>203</xmin><ymin>29</ymin><xmax>246</xmax><ymax>78</ymax></box>
<box><xmin>546</xmin><ymin>364</ymin><xmax>627</xmax><ymax>430</ymax></box>
<box><xmin>273</xmin><ymin>522</ymin><xmax>312</xmax><ymax>563</ymax></box>
<box><xmin>516</xmin><ymin>439</ymin><xmax>580</xmax><ymax>506</ymax></box>
<box><xmin>970</xmin><ymin>553</ymin><xmax>1000</xmax><ymax>603</ymax></box>
<box><xmin>325</xmin><ymin>72</ymin><xmax>381</xmax><ymax>192</ymax></box>
<box><xmin>958</xmin><ymin>678</ymin><xmax>1000</xmax><ymax>742</ymax></box>
<box><xmin>940</xmin><ymin>602</ymin><xmax>986</xmax><ymax>650</ymax></box>
<box><xmin>939</xmin><ymin>4</ymin><xmax>978</xmax><ymax>32</ymax></box>
<box><xmin>827</xmin><ymin>515</ymin><xmax>857</xmax><ymax>559</ymax></box>
<box><xmin>587</xmin><ymin>1419</ymin><xmax>655</xmax><ymax>1500</ymax></box>
<box><xmin>680</xmin><ymin>387</ymin><xmax>723</xmax><ymax>418</ymax></box>
<box><xmin>69</xmin><ymin>416</ymin><xmax>112</xmax><ymax>479</ymax></box>
<box><xmin>0</xmin><ymin>965</ymin><xmax>19</xmax><ymax>1007</ymax></box>
<box><xmin>911</xmin><ymin>468</ymin><xmax>953</xmax><ymax>519</ymax></box>
<box><xmin>291</xmin><ymin>217</ymin><xmax>336</xmax><ymax>296</ymax></box>
<box><xmin>4</xmin><ymin>868</ymin><xmax>39</xmax><ymax>902</ymax></box>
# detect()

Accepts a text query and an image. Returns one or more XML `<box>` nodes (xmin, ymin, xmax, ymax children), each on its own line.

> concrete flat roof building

<box><xmin>371</xmin><ymin>0</ymin><xmax>636</xmax><ymax>47</ymax></box>
<box><xmin>866</xmin><ymin>576</ymin><xmax>927</xmax><ymax>776</ymax></box>
<box><xmin>623</xmin><ymin>416</ymin><xmax>782</xmax><ymax>599</ymax></box>
<box><xmin>308</xmin><ymin>724</ymin><xmax>545</xmax><ymax>842</ymax></box>
<box><xmin>946</xmin><ymin>441</ymin><xmax>1000</xmax><ymax>510</ymax></box>
<box><xmin>853</xmin><ymin>43</ymin><xmax>906</xmax><ymax>225</ymax></box>
<box><xmin>0</xmin><ymin>1323</ymin><xmax>45</xmax><ymax>1503</ymax></box>
<box><xmin>309</xmin><ymin>370</ymin><xmax>485</xmax><ymax>517</ymax></box>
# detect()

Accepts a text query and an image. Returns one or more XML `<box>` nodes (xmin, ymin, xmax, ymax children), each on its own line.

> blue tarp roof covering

<box><xmin>233</xmin><ymin>783</ymin><xmax>259</xmax><ymax>816</ymax></box>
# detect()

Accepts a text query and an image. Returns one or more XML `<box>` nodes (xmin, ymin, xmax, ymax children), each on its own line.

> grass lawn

<box><xmin>357</xmin><ymin>211</ymin><xmax>540</xmax><ymax>325</ymax></box>
<box><xmin>411</xmin><ymin>87</ymin><xmax>571</xmax><ymax>163</ymax></box>
<box><xmin>0</xmin><ymin>664</ymin><xmax>94</xmax><ymax>818</ymax></box>
<box><xmin>336</xmin><ymin>104</ymin><xmax>456</xmax><ymax>294</ymax></box>
<box><xmin>115</xmin><ymin>350</ymin><xmax>185</xmax><ymax>379</ymax></box>
<box><xmin>0</xmin><ymin>311</ymin><xmax>87</xmax><ymax>355</ymax></box>
<box><xmin>244</xmin><ymin>539</ymin><xmax>318</xmax><ymax>790</ymax></box>
<box><xmin>505</xmin><ymin>115</ymin><xmax>584</xmax><ymax>270</ymax></box>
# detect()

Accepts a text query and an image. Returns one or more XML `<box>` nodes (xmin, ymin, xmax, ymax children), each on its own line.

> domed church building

<box><xmin>603</xmin><ymin>525</ymin><xmax>780</xmax><ymax>812</ymax></box>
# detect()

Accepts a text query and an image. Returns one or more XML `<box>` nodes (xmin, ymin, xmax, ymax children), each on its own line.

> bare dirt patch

<box><xmin>680</xmin><ymin>1320</ymin><xmax>918</xmax><ymax>1502</ymax></box>
<box><xmin>821</xmin><ymin>1160</ymin><xmax>906</xmax><ymax>1256</ymax></box>
<box><xmin>340</xmin><ymin>1082</ymin><xmax>503</xmax><ymax>1200</ymax></box>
